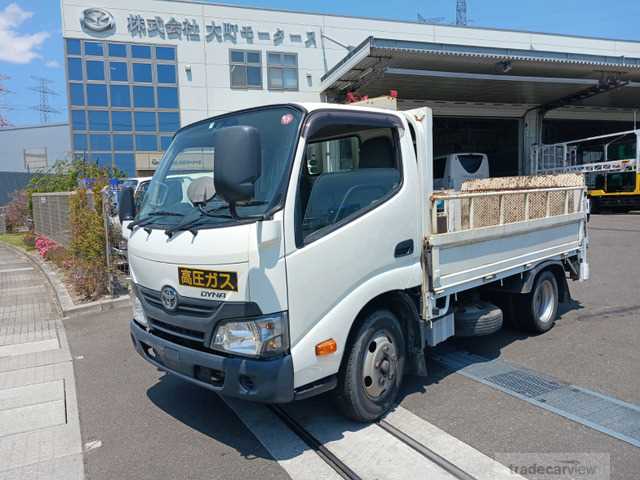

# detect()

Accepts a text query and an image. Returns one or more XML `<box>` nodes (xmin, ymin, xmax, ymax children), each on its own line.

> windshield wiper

<box><xmin>128</xmin><ymin>211</ymin><xmax>185</xmax><ymax>230</ymax></box>
<box><xmin>164</xmin><ymin>201</ymin><xmax>269</xmax><ymax>238</ymax></box>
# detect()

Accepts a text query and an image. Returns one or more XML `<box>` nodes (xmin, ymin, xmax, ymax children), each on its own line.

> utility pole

<box><xmin>29</xmin><ymin>76</ymin><xmax>60</xmax><ymax>124</ymax></box>
<box><xmin>0</xmin><ymin>75</ymin><xmax>11</xmax><ymax>128</ymax></box>
<box><xmin>456</xmin><ymin>0</ymin><xmax>468</xmax><ymax>26</ymax></box>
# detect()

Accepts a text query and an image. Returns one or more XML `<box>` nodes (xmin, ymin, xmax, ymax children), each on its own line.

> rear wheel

<box><xmin>334</xmin><ymin>310</ymin><xmax>405</xmax><ymax>422</ymax></box>
<box><xmin>517</xmin><ymin>270</ymin><xmax>559</xmax><ymax>333</ymax></box>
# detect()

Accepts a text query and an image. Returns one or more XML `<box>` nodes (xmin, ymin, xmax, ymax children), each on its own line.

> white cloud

<box><xmin>0</xmin><ymin>3</ymin><xmax>49</xmax><ymax>64</ymax></box>
<box><xmin>45</xmin><ymin>60</ymin><xmax>60</xmax><ymax>68</ymax></box>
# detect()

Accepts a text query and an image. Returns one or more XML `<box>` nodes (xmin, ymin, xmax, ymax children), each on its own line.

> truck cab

<box><xmin>126</xmin><ymin>103</ymin><xmax>588</xmax><ymax>422</ymax></box>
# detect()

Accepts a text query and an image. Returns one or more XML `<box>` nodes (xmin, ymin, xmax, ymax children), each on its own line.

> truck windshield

<box><xmin>137</xmin><ymin>106</ymin><xmax>303</xmax><ymax>228</ymax></box>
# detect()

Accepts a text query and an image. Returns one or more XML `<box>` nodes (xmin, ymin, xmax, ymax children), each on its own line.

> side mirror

<box><xmin>213</xmin><ymin>126</ymin><xmax>261</xmax><ymax>207</ymax></box>
<box><xmin>118</xmin><ymin>187</ymin><xmax>136</xmax><ymax>222</ymax></box>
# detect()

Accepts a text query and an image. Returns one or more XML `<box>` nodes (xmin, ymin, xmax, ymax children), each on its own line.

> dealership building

<box><xmin>59</xmin><ymin>0</ymin><xmax>640</xmax><ymax>176</ymax></box>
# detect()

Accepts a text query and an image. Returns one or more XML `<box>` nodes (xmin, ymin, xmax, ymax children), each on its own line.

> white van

<box><xmin>434</xmin><ymin>153</ymin><xmax>490</xmax><ymax>190</ymax></box>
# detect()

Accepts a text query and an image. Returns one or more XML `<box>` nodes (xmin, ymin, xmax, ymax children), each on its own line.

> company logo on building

<box><xmin>81</xmin><ymin>8</ymin><xmax>115</xmax><ymax>32</ymax></box>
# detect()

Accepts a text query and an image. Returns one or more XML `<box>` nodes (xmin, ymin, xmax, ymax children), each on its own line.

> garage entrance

<box><xmin>434</xmin><ymin>117</ymin><xmax>520</xmax><ymax>177</ymax></box>
<box><xmin>321</xmin><ymin>37</ymin><xmax>640</xmax><ymax>177</ymax></box>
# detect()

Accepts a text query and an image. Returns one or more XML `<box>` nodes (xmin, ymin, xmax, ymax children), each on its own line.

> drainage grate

<box><xmin>432</xmin><ymin>350</ymin><xmax>640</xmax><ymax>448</ymax></box>
<box><xmin>486</xmin><ymin>371</ymin><xmax>564</xmax><ymax>398</ymax></box>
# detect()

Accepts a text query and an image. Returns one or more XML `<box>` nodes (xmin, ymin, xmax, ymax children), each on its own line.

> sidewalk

<box><xmin>0</xmin><ymin>244</ymin><xmax>84</xmax><ymax>480</ymax></box>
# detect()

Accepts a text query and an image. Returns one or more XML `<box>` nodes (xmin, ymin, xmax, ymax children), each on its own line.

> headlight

<box><xmin>212</xmin><ymin>312</ymin><xmax>289</xmax><ymax>358</ymax></box>
<box><xmin>130</xmin><ymin>286</ymin><xmax>148</xmax><ymax>327</ymax></box>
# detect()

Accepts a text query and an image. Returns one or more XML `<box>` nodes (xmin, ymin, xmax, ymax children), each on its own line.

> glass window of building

<box><xmin>110</xmin><ymin>85</ymin><xmax>130</xmax><ymax>107</ymax></box>
<box><xmin>90</xmin><ymin>134</ymin><xmax>111</xmax><ymax>151</ymax></box>
<box><xmin>84</xmin><ymin>41</ymin><xmax>103</xmax><ymax>56</ymax></box>
<box><xmin>69</xmin><ymin>84</ymin><xmax>84</xmax><ymax>106</ymax></box>
<box><xmin>136</xmin><ymin>135</ymin><xmax>157</xmax><ymax>151</ymax></box>
<box><xmin>157</xmin><ymin>64</ymin><xmax>176</xmax><ymax>84</ymax></box>
<box><xmin>115</xmin><ymin>154</ymin><xmax>135</xmax><ymax>176</ymax></box>
<box><xmin>109</xmin><ymin>62</ymin><xmax>128</xmax><ymax>82</ymax></box>
<box><xmin>131</xmin><ymin>45</ymin><xmax>151</xmax><ymax>59</ymax></box>
<box><xmin>86</xmin><ymin>60</ymin><xmax>105</xmax><ymax>81</ymax></box>
<box><xmin>133</xmin><ymin>86</ymin><xmax>155</xmax><ymax>107</ymax></box>
<box><xmin>88</xmin><ymin>110</ymin><xmax>109</xmax><ymax>131</ymax></box>
<box><xmin>66</xmin><ymin>39</ymin><xmax>81</xmax><ymax>55</ymax></box>
<box><xmin>135</xmin><ymin>112</ymin><xmax>156</xmax><ymax>131</ymax></box>
<box><xmin>73</xmin><ymin>134</ymin><xmax>87</xmax><ymax>151</ymax></box>
<box><xmin>67</xmin><ymin>58</ymin><xmax>82</xmax><ymax>81</ymax></box>
<box><xmin>86</xmin><ymin>84</ymin><xmax>108</xmax><ymax>106</ymax></box>
<box><xmin>267</xmin><ymin>52</ymin><xmax>299</xmax><ymax>91</ymax></box>
<box><xmin>160</xmin><ymin>136</ymin><xmax>173</xmax><ymax>150</ymax></box>
<box><xmin>71</xmin><ymin>110</ymin><xmax>86</xmax><ymax>130</ymax></box>
<box><xmin>90</xmin><ymin>152</ymin><xmax>113</xmax><ymax>168</ymax></box>
<box><xmin>113</xmin><ymin>134</ymin><xmax>134</xmax><ymax>151</ymax></box>
<box><xmin>155</xmin><ymin>46</ymin><xmax>176</xmax><ymax>60</ymax></box>
<box><xmin>158</xmin><ymin>112</ymin><xmax>180</xmax><ymax>132</ymax></box>
<box><xmin>108</xmin><ymin>43</ymin><xmax>127</xmax><ymax>57</ymax></box>
<box><xmin>112</xmin><ymin>111</ymin><xmax>132</xmax><ymax>131</ymax></box>
<box><xmin>229</xmin><ymin>50</ymin><xmax>262</xmax><ymax>89</ymax></box>
<box><xmin>133</xmin><ymin>63</ymin><xmax>153</xmax><ymax>83</ymax></box>
<box><xmin>66</xmin><ymin>40</ymin><xmax>179</xmax><ymax>174</ymax></box>
<box><xmin>157</xmin><ymin>87</ymin><xmax>178</xmax><ymax>108</ymax></box>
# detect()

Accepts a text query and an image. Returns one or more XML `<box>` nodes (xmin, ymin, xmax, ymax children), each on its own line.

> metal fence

<box><xmin>32</xmin><ymin>192</ymin><xmax>73</xmax><ymax>247</ymax></box>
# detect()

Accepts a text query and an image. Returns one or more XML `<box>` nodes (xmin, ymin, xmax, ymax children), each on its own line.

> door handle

<box><xmin>394</xmin><ymin>239</ymin><xmax>414</xmax><ymax>258</ymax></box>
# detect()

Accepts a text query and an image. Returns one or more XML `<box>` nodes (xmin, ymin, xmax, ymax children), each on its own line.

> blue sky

<box><xmin>1</xmin><ymin>0</ymin><xmax>639</xmax><ymax>126</ymax></box>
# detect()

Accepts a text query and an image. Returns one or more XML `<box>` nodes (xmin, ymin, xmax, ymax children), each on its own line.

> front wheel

<box><xmin>334</xmin><ymin>310</ymin><xmax>405</xmax><ymax>422</ymax></box>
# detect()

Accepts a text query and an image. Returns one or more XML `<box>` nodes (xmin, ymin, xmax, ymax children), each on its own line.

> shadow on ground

<box><xmin>145</xmin><ymin>299</ymin><xmax>583</xmax><ymax>462</ymax></box>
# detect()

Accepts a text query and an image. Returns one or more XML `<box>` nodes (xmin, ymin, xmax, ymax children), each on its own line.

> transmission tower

<box><xmin>29</xmin><ymin>76</ymin><xmax>60</xmax><ymax>124</ymax></box>
<box><xmin>0</xmin><ymin>75</ymin><xmax>11</xmax><ymax>128</ymax></box>
<box><xmin>456</xmin><ymin>0</ymin><xmax>468</xmax><ymax>26</ymax></box>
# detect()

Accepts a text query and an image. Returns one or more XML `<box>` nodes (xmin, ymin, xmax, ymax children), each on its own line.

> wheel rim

<box><xmin>533</xmin><ymin>279</ymin><xmax>555</xmax><ymax>323</ymax></box>
<box><xmin>362</xmin><ymin>330</ymin><xmax>398</xmax><ymax>399</ymax></box>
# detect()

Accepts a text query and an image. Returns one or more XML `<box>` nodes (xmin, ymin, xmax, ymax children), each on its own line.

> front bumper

<box><xmin>130</xmin><ymin>320</ymin><xmax>294</xmax><ymax>403</ymax></box>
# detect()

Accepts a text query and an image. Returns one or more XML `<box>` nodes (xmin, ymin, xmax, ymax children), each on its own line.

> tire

<box><xmin>454</xmin><ymin>301</ymin><xmax>503</xmax><ymax>337</ymax></box>
<box><xmin>333</xmin><ymin>310</ymin><xmax>405</xmax><ymax>422</ymax></box>
<box><xmin>516</xmin><ymin>270</ymin><xmax>559</xmax><ymax>333</ymax></box>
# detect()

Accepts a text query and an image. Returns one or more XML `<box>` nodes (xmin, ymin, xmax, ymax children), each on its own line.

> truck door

<box><xmin>283</xmin><ymin>109</ymin><xmax>421</xmax><ymax>385</ymax></box>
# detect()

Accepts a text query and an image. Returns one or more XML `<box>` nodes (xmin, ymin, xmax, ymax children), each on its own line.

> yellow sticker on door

<box><xmin>178</xmin><ymin>267</ymin><xmax>238</xmax><ymax>292</ymax></box>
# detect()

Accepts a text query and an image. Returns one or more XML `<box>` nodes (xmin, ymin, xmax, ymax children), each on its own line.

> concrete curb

<box><xmin>0</xmin><ymin>240</ymin><xmax>131</xmax><ymax>318</ymax></box>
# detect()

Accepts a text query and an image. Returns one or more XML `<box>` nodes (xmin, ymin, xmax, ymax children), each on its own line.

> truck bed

<box><xmin>427</xmin><ymin>175</ymin><xmax>588</xmax><ymax>298</ymax></box>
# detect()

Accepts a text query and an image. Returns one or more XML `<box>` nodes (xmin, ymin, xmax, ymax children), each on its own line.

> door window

<box><xmin>298</xmin><ymin>126</ymin><xmax>401</xmax><ymax>244</ymax></box>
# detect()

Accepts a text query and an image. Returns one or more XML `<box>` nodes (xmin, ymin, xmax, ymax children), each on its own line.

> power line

<box><xmin>29</xmin><ymin>76</ymin><xmax>60</xmax><ymax>124</ymax></box>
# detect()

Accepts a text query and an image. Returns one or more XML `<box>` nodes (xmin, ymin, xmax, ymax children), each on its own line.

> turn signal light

<box><xmin>315</xmin><ymin>339</ymin><xmax>337</xmax><ymax>356</ymax></box>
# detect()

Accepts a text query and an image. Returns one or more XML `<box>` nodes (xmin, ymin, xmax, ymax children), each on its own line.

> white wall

<box><xmin>0</xmin><ymin>123</ymin><xmax>71</xmax><ymax>173</ymax></box>
<box><xmin>61</xmin><ymin>0</ymin><xmax>640</xmax><ymax>126</ymax></box>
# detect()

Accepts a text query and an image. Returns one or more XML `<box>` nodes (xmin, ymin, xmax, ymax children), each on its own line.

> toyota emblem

<box><xmin>160</xmin><ymin>286</ymin><xmax>178</xmax><ymax>311</ymax></box>
<box><xmin>81</xmin><ymin>8</ymin><xmax>115</xmax><ymax>32</ymax></box>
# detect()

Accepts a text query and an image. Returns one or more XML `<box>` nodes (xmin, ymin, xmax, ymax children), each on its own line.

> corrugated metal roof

<box><xmin>322</xmin><ymin>37</ymin><xmax>640</xmax><ymax>84</ymax></box>
<box><xmin>371</xmin><ymin>38</ymin><xmax>640</xmax><ymax>68</ymax></box>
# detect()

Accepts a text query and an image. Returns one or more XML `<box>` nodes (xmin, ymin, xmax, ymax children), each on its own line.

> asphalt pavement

<box><xmin>64</xmin><ymin>213</ymin><xmax>640</xmax><ymax>480</ymax></box>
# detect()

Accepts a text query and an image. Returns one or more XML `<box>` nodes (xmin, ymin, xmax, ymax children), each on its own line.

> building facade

<box><xmin>60</xmin><ymin>0</ymin><xmax>640</xmax><ymax>176</ymax></box>
<box><xmin>0</xmin><ymin>123</ymin><xmax>71</xmax><ymax>173</ymax></box>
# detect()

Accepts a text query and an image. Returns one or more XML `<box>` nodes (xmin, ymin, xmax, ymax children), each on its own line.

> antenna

<box><xmin>0</xmin><ymin>74</ymin><xmax>11</xmax><ymax>128</ymax></box>
<box><xmin>29</xmin><ymin>76</ymin><xmax>60</xmax><ymax>124</ymax></box>
<box><xmin>456</xmin><ymin>0</ymin><xmax>468</xmax><ymax>26</ymax></box>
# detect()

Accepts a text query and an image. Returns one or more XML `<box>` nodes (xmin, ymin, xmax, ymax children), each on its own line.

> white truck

<box><xmin>120</xmin><ymin>103</ymin><xmax>589</xmax><ymax>422</ymax></box>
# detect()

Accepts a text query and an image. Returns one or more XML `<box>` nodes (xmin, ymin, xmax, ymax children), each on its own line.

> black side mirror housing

<box><xmin>118</xmin><ymin>187</ymin><xmax>136</xmax><ymax>222</ymax></box>
<box><xmin>213</xmin><ymin>126</ymin><xmax>261</xmax><ymax>205</ymax></box>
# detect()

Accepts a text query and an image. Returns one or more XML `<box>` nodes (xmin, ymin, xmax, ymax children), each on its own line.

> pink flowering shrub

<box><xmin>35</xmin><ymin>236</ymin><xmax>58</xmax><ymax>258</ymax></box>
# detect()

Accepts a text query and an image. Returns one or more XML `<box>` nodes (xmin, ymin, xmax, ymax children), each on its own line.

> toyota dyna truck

<box><xmin>121</xmin><ymin>103</ymin><xmax>589</xmax><ymax>422</ymax></box>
